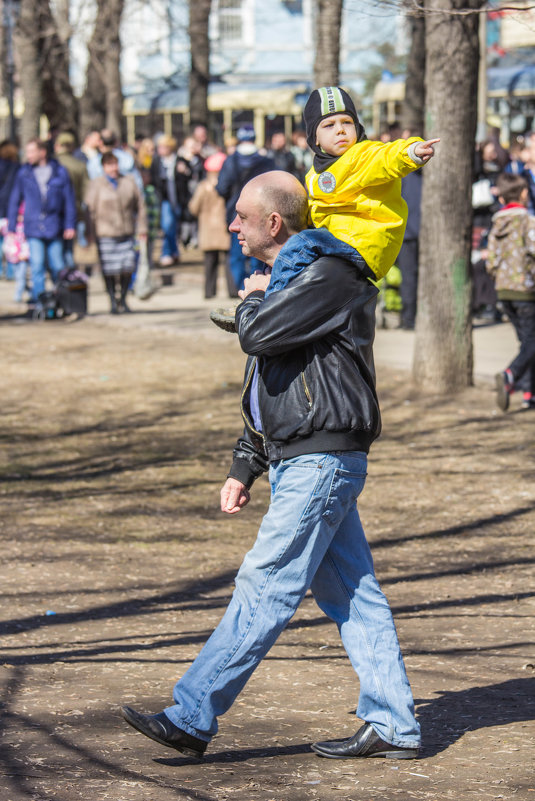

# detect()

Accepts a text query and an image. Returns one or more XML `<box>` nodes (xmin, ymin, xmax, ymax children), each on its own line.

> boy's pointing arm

<box><xmin>409</xmin><ymin>138</ymin><xmax>440</xmax><ymax>165</ymax></box>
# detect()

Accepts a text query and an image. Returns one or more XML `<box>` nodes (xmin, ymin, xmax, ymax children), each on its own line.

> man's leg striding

<box><xmin>163</xmin><ymin>452</ymin><xmax>367</xmax><ymax>742</ymax></box>
<box><xmin>310</xmin><ymin>488</ymin><xmax>420</xmax><ymax>749</ymax></box>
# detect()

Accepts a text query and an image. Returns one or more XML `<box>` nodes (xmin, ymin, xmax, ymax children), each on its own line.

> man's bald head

<box><xmin>230</xmin><ymin>171</ymin><xmax>309</xmax><ymax>266</ymax></box>
<box><xmin>244</xmin><ymin>171</ymin><xmax>308</xmax><ymax>236</ymax></box>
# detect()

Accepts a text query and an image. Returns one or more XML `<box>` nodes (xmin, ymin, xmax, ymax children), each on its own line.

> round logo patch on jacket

<box><xmin>318</xmin><ymin>171</ymin><xmax>336</xmax><ymax>193</ymax></box>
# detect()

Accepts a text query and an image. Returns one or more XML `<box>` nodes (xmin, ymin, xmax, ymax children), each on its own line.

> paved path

<box><xmin>0</xmin><ymin>255</ymin><xmax>516</xmax><ymax>382</ymax></box>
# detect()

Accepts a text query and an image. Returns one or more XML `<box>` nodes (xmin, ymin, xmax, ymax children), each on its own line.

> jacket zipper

<box><xmin>302</xmin><ymin>372</ymin><xmax>313</xmax><ymax>407</ymax></box>
<box><xmin>241</xmin><ymin>357</ymin><xmax>265</xmax><ymax>444</ymax></box>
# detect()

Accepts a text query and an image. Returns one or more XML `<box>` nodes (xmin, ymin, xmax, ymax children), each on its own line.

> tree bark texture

<box><xmin>80</xmin><ymin>49</ymin><xmax>106</xmax><ymax>136</ymax></box>
<box><xmin>313</xmin><ymin>0</ymin><xmax>343</xmax><ymax>88</ymax></box>
<box><xmin>189</xmin><ymin>0</ymin><xmax>211</xmax><ymax>128</ymax></box>
<box><xmin>39</xmin><ymin>0</ymin><xmax>78</xmax><ymax>133</ymax></box>
<box><xmin>104</xmin><ymin>0</ymin><xmax>124</xmax><ymax>135</ymax></box>
<box><xmin>413</xmin><ymin>0</ymin><xmax>485</xmax><ymax>393</ymax></box>
<box><xmin>53</xmin><ymin>0</ymin><xmax>71</xmax><ymax>51</ymax></box>
<box><xmin>80</xmin><ymin>0</ymin><xmax>124</xmax><ymax>139</ymax></box>
<box><xmin>14</xmin><ymin>0</ymin><xmax>77</xmax><ymax>143</ymax></box>
<box><xmin>0</xmin><ymin>0</ymin><xmax>5</xmax><ymax>97</ymax></box>
<box><xmin>14</xmin><ymin>0</ymin><xmax>43</xmax><ymax>145</ymax></box>
<box><xmin>401</xmin><ymin>10</ymin><xmax>425</xmax><ymax>136</ymax></box>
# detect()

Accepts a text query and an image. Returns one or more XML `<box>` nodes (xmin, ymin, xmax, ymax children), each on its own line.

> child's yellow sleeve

<box><xmin>341</xmin><ymin>137</ymin><xmax>423</xmax><ymax>192</ymax></box>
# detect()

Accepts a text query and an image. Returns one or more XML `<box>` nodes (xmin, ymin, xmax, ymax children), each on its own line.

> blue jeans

<box><xmin>504</xmin><ymin>300</ymin><xmax>535</xmax><ymax>394</ymax></box>
<box><xmin>160</xmin><ymin>200</ymin><xmax>180</xmax><ymax>259</ymax></box>
<box><xmin>228</xmin><ymin>231</ymin><xmax>263</xmax><ymax>291</ymax></box>
<box><xmin>0</xmin><ymin>234</ymin><xmax>15</xmax><ymax>279</ymax></box>
<box><xmin>165</xmin><ymin>451</ymin><xmax>420</xmax><ymax>748</ymax></box>
<box><xmin>76</xmin><ymin>219</ymin><xmax>88</xmax><ymax>248</ymax></box>
<box><xmin>27</xmin><ymin>237</ymin><xmax>65</xmax><ymax>301</ymax></box>
<box><xmin>13</xmin><ymin>261</ymin><xmax>29</xmax><ymax>302</ymax></box>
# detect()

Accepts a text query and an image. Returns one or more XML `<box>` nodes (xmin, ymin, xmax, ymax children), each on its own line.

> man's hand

<box><xmin>220</xmin><ymin>477</ymin><xmax>250</xmax><ymax>514</ymax></box>
<box><xmin>63</xmin><ymin>228</ymin><xmax>75</xmax><ymax>240</ymax></box>
<box><xmin>413</xmin><ymin>138</ymin><xmax>440</xmax><ymax>163</ymax></box>
<box><xmin>238</xmin><ymin>272</ymin><xmax>271</xmax><ymax>300</ymax></box>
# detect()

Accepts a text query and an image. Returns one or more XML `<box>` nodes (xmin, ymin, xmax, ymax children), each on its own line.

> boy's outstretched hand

<box><xmin>413</xmin><ymin>138</ymin><xmax>440</xmax><ymax>163</ymax></box>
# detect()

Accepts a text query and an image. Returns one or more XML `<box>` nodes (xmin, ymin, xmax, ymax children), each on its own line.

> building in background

<box><xmin>118</xmin><ymin>0</ymin><xmax>401</xmax><ymax>143</ymax></box>
<box><xmin>372</xmin><ymin>1</ymin><xmax>535</xmax><ymax>144</ymax></box>
<box><xmin>1</xmin><ymin>0</ymin><xmax>403</xmax><ymax>143</ymax></box>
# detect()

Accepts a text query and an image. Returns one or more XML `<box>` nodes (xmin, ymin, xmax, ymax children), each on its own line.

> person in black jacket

<box><xmin>150</xmin><ymin>135</ymin><xmax>192</xmax><ymax>266</ymax></box>
<box><xmin>122</xmin><ymin>171</ymin><xmax>421</xmax><ymax>762</ymax></box>
<box><xmin>398</xmin><ymin>169</ymin><xmax>422</xmax><ymax>329</ymax></box>
<box><xmin>267</xmin><ymin>131</ymin><xmax>298</xmax><ymax>176</ymax></box>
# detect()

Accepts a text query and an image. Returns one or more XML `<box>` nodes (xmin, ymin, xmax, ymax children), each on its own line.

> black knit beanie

<box><xmin>304</xmin><ymin>86</ymin><xmax>366</xmax><ymax>172</ymax></box>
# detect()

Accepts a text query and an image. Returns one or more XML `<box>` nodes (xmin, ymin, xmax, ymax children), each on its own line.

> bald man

<box><xmin>123</xmin><ymin>171</ymin><xmax>421</xmax><ymax>761</ymax></box>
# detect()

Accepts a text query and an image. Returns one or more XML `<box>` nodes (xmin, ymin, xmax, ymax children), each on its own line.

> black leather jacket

<box><xmin>228</xmin><ymin>255</ymin><xmax>381</xmax><ymax>489</ymax></box>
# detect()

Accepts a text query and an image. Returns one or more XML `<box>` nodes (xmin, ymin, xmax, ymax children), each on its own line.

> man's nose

<box><xmin>229</xmin><ymin>214</ymin><xmax>239</xmax><ymax>233</ymax></box>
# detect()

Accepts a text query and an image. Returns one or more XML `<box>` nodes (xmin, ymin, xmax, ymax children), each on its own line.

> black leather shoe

<box><xmin>121</xmin><ymin>706</ymin><xmax>207</xmax><ymax>759</ymax></box>
<box><xmin>311</xmin><ymin>722</ymin><xmax>419</xmax><ymax>759</ymax></box>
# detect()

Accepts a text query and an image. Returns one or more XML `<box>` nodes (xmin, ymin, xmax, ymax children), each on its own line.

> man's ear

<box><xmin>268</xmin><ymin>211</ymin><xmax>283</xmax><ymax>237</ymax></box>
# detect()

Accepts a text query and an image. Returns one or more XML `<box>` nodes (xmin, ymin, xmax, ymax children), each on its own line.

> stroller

<box><xmin>34</xmin><ymin>267</ymin><xmax>88</xmax><ymax>321</ymax></box>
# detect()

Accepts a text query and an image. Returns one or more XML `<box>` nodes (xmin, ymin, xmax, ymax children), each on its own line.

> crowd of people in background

<box><xmin>0</xmin><ymin>117</ymin><xmax>534</xmax><ymax>341</ymax></box>
<box><xmin>0</xmin><ymin>122</ymin><xmax>316</xmax><ymax>315</ymax></box>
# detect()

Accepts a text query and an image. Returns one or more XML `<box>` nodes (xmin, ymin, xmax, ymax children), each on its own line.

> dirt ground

<box><xmin>0</xmin><ymin>262</ymin><xmax>534</xmax><ymax>801</ymax></box>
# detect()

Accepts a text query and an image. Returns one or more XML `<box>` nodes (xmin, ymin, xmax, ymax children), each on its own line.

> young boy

<box><xmin>487</xmin><ymin>172</ymin><xmax>535</xmax><ymax>411</ymax></box>
<box><xmin>265</xmin><ymin>86</ymin><xmax>437</xmax><ymax>296</ymax></box>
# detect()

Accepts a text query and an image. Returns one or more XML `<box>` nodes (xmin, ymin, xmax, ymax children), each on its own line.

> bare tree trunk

<box><xmin>53</xmin><ymin>0</ymin><xmax>71</xmax><ymax>53</ymax></box>
<box><xmin>1</xmin><ymin>0</ymin><xmax>18</xmax><ymax>141</ymax></box>
<box><xmin>313</xmin><ymin>0</ymin><xmax>343</xmax><ymax>88</ymax></box>
<box><xmin>188</xmin><ymin>0</ymin><xmax>211</xmax><ymax>128</ymax></box>
<box><xmin>188</xmin><ymin>0</ymin><xmax>212</xmax><ymax>125</ymax></box>
<box><xmin>401</xmin><ymin>9</ymin><xmax>425</xmax><ymax>135</ymax></box>
<box><xmin>39</xmin><ymin>0</ymin><xmax>78</xmax><ymax>132</ymax></box>
<box><xmin>15</xmin><ymin>0</ymin><xmax>43</xmax><ymax>145</ymax></box>
<box><xmin>104</xmin><ymin>0</ymin><xmax>124</xmax><ymax>136</ymax></box>
<box><xmin>80</xmin><ymin>54</ymin><xmax>106</xmax><ymax>135</ymax></box>
<box><xmin>80</xmin><ymin>0</ymin><xmax>124</xmax><ymax>139</ymax></box>
<box><xmin>0</xmin><ymin>0</ymin><xmax>5</xmax><ymax>96</ymax></box>
<box><xmin>413</xmin><ymin>0</ymin><xmax>485</xmax><ymax>394</ymax></box>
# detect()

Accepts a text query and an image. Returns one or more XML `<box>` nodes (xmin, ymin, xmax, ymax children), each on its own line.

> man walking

<box><xmin>7</xmin><ymin>138</ymin><xmax>76</xmax><ymax>305</ymax></box>
<box><xmin>122</xmin><ymin>171</ymin><xmax>421</xmax><ymax>761</ymax></box>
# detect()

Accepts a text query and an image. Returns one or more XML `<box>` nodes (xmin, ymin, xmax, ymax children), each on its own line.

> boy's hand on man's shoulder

<box><xmin>238</xmin><ymin>272</ymin><xmax>271</xmax><ymax>300</ymax></box>
<box><xmin>413</xmin><ymin>138</ymin><xmax>440</xmax><ymax>163</ymax></box>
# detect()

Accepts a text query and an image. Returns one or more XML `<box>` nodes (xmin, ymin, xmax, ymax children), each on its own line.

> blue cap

<box><xmin>237</xmin><ymin>125</ymin><xmax>256</xmax><ymax>142</ymax></box>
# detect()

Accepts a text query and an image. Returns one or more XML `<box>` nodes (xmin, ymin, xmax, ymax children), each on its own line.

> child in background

<box><xmin>3</xmin><ymin>203</ymin><xmax>30</xmax><ymax>304</ymax></box>
<box><xmin>487</xmin><ymin>172</ymin><xmax>535</xmax><ymax>411</ymax></box>
<box><xmin>188</xmin><ymin>152</ymin><xmax>235</xmax><ymax>299</ymax></box>
<box><xmin>265</xmin><ymin>86</ymin><xmax>438</xmax><ymax>297</ymax></box>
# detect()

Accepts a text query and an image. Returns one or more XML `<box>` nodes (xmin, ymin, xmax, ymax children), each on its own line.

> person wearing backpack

<box><xmin>487</xmin><ymin>172</ymin><xmax>535</xmax><ymax>411</ymax></box>
<box><xmin>216</xmin><ymin>125</ymin><xmax>274</xmax><ymax>291</ymax></box>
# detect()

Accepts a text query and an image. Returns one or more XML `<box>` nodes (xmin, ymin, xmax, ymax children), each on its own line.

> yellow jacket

<box><xmin>305</xmin><ymin>137</ymin><xmax>423</xmax><ymax>279</ymax></box>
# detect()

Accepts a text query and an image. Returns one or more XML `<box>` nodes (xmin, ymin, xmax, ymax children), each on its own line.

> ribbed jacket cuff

<box><xmin>407</xmin><ymin>142</ymin><xmax>425</xmax><ymax>166</ymax></box>
<box><xmin>227</xmin><ymin>458</ymin><xmax>257</xmax><ymax>490</ymax></box>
